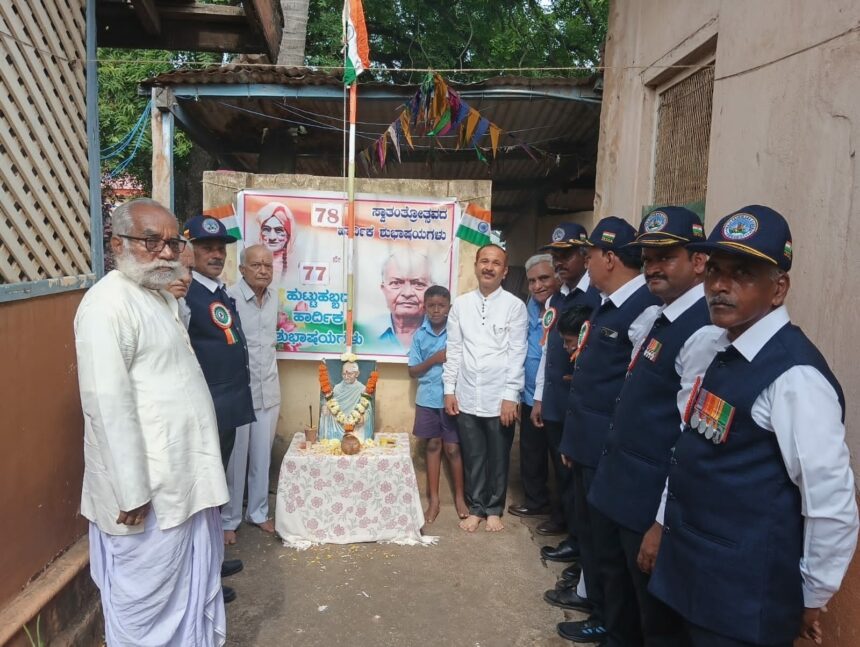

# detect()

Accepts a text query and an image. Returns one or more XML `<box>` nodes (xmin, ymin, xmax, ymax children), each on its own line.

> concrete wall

<box><xmin>597</xmin><ymin>1</ymin><xmax>860</xmax><ymax>642</ymax></box>
<box><xmin>0</xmin><ymin>292</ymin><xmax>88</xmax><ymax>608</ymax></box>
<box><xmin>202</xmin><ymin>172</ymin><xmax>490</xmax><ymax>445</ymax></box>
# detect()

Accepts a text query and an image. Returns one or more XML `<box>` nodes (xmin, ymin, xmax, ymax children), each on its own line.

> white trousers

<box><xmin>89</xmin><ymin>507</ymin><xmax>226</xmax><ymax>647</ymax></box>
<box><xmin>222</xmin><ymin>403</ymin><xmax>280</xmax><ymax>529</ymax></box>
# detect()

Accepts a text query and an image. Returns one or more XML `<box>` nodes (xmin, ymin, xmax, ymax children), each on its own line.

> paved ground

<box><xmin>224</xmin><ymin>437</ymin><xmax>587</xmax><ymax>646</ymax></box>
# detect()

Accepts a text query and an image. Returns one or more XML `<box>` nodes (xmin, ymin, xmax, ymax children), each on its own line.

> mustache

<box><xmin>208</xmin><ymin>259</ymin><xmax>224</xmax><ymax>266</ymax></box>
<box><xmin>645</xmin><ymin>272</ymin><xmax>667</xmax><ymax>281</ymax></box>
<box><xmin>708</xmin><ymin>295</ymin><xmax>735</xmax><ymax>307</ymax></box>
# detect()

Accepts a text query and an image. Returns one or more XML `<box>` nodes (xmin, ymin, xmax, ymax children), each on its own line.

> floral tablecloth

<box><xmin>275</xmin><ymin>433</ymin><xmax>435</xmax><ymax>549</ymax></box>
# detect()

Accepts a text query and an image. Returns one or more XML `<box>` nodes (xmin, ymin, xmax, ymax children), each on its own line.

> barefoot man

<box><xmin>443</xmin><ymin>244</ymin><xmax>528</xmax><ymax>532</ymax></box>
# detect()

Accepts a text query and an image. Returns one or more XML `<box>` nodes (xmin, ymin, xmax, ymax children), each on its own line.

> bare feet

<box><xmin>485</xmin><ymin>515</ymin><xmax>504</xmax><ymax>532</ymax></box>
<box><xmin>459</xmin><ymin>514</ymin><xmax>482</xmax><ymax>532</ymax></box>
<box><xmin>224</xmin><ymin>529</ymin><xmax>237</xmax><ymax>545</ymax></box>
<box><xmin>424</xmin><ymin>499</ymin><xmax>441</xmax><ymax>524</ymax></box>
<box><xmin>254</xmin><ymin>519</ymin><xmax>275</xmax><ymax>534</ymax></box>
<box><xmin>454</xmin><ymin>497</ymin><xmax>469</xmax><ymax>519</ymax></box>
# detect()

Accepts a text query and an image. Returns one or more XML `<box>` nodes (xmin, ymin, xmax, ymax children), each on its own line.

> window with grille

<box><xmin>652</xmin><ymin>65</ymin><xmax>715</xmax><ymax>206</ymax></box>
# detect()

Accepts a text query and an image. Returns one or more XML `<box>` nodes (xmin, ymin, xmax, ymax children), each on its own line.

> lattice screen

<box><xmin>0</xmin><ymin>0</ymin><xmax>91</xmax><ymax>284</ymax></box>
<box><xmin>652</xmin><ymin>65</ymin><xmax>715</xmax><ymax>206</ymax></box>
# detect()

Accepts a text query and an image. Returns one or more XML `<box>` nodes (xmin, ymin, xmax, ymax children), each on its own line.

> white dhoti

<box><xmin>223</xmin><ymin>403</ymin><xmax>280</xmax><ymax>529</ymax></box>
<box><xmin>89</xmin><ymin>507</ymin><xmax>226</xmax><ymax>647</ymax></box>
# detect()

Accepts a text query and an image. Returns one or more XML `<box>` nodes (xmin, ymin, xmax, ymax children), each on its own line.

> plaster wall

<box><xmin>202</xmin><ymin>172</ymin><xmax>489</xmax><ymax>443</ymax></box>
<box><xmin>597</xmin><ymin>1</ymin><xmax>860</xmax><ymax>642</ymax></box>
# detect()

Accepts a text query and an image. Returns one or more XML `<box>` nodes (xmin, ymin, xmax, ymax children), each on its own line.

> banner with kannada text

<box><xmin>238</xmin><ymin>189</ymin><xmax>459</xmax><ymax>363</ymax></box>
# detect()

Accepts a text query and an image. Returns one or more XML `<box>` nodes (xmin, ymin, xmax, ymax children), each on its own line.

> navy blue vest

<box><xmin>186</xmin><ymin>279</ymin><xmax>256</xmax><ymax>430</ymax></box>
<box><xmin>560</xmin><ymin>281</ymin><xmax>659</xmax><ymax>466</ymax></box>
<box><xmin>649</xmin><ymin>323</ymin><xmax>845</xmax><ymax>644</ymax></box>
<box><xmin>541</xmin><ymin>285</ymin><xmax>601</xmax><ymax>423</ymax></box>
<box><xmin>588</xmin><ymin>296</ymin><xmax>711</xmax><ymax>533</ymax></box>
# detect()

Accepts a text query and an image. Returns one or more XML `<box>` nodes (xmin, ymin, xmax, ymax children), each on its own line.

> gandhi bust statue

<box><xmin>319</xmin><ymin>361</ymin><xmax>375</xmax><ymax>442</ymax></box>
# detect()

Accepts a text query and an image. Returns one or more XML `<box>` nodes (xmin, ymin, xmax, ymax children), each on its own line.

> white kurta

<box><xmin>75</xmin><ymin>270</ymin><xmax>229</xmax><ymax>535</ymax></box>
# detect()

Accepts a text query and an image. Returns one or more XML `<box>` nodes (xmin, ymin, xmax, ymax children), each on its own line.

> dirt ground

<box><xmin>223</xmin><ymin>439</ymin><xmax>587</xmax><ymax>646</ymax></box>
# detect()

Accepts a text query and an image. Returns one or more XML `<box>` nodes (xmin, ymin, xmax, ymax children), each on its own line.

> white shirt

<box><xmin>660</xmin><ymin>306</ymin><xmax>859</xmax><ymax>608</ymax></box>
<box><xmin>227</xmin><ymin>278</ymin><xmax>281</xmax><ymax>410</ymax></box>
<box><xmin>534</xmin><ymin>272</ymin><xmax>590</xmax><ymax>402</ymax></box>
<box><xmin>76</xmin><ymin>271</ymin><xmax>229</xmax><ymax>535</ymax></box>
<box><xmin>443</xmin><ymin>286</ymin><xmax>528</xmax><ymax>416</ymax></box>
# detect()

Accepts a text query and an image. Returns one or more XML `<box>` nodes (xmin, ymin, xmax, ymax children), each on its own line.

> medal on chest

<box><xmin>540</xmin><ymin>306</ymin><xmax>557</xmax><ymax>346</ymax></box>
<box><xmin>684</xmin><ymin>377</ymin><xmax>736</xmax><ymax>444</ymax></box>
<box><xmin>209</xmin><ymin>301</ymin><xmax>238</xmax><ymax>344</ymax></box>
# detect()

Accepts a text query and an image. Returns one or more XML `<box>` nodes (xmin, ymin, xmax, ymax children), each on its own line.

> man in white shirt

<box><xmin>443</xmin><ymin>244</ymin><xmax>528</xmax><ymax>532</ymax></box>
<box><xmin>647</xmin><ymin>205</ymin><xmax>859</xmax><ymax>646</ymax></box>
<box><xmin>223</xmin><ymin>244</ymin><xmax>282</xmax><ymax>539</ymax></box>
<box><xmin>76</xmin><ymin>198</ymin><xmax>229</xmax><ymax>646</ymax></box>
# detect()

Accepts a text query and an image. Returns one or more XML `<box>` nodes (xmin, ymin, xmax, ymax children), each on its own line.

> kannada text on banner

<box><xmin>239</xmin><ymin>189</ymin><xmax>458</xmax><ymax>363</ymax></box>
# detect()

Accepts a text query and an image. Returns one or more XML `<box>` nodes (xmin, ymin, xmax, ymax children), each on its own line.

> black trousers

<box><xmin>685</xmin><ymin>623</ymin><xmax>790</xmax><ymax>647</ymax></box>
<box><xmin>458</xmin><ymin>413</ymin><xmax>515</xmax><ymax>517</ymax></box>
<box><xmin>571</xmin><ymin>462</ymin><xmax>604</xmax><ymax>619</ymax></box>
<box><xmin>544</xmin><ymin>419</ymin><xmax>573</xmax><ymax>527</ymax></box>
<box><xmin>519</xmin><ymin>406</ymin><xmax>571</xmax><ymax>522</ymax></box>
<box><xmin>219</xmin><ymin>426</ymin><xmax>236</xmax><ymax>471</ymax></box>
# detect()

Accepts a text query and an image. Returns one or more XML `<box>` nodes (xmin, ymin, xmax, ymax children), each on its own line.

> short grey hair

<box><xmin>111</xmin><ymin>198</ymin><xmax>167</xmax><ymax>236</ymax></box>
<box><xmin>524</xmin><ymin>253</ymin><xmax>553</xmax><ymax>272</ymax></box>
<box><xmin>380</xmin><ymin>249</ymin><xmax>433</xmax><ymax>282</ymax></box>
<box><xmin>239</xmin><ymin>243</ymin><xmax>272</xmax><ymax>265</ymax></box>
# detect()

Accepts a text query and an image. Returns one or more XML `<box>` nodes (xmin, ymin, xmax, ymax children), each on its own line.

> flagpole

<box><xmin>345</xmin><ymin>81</ymin><xmax>357</xmax><ymax>355</ymax></box>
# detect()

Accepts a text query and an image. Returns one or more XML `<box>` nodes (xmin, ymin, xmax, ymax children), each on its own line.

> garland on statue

<box><xmin>318</xmin><ymin>361</ymin><xmax>379</xmax><ymax>433</ymax></box>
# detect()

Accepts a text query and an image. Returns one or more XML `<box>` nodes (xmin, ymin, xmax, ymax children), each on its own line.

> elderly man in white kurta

<box><xmin>223</xmin><ymin>244</ymin><xmax>282</xmax><ymax>540</ymax></box>
<box><xmin>76</xmin><ymin>198</ymin><xmax>229</xmax><ymax>647</ymax></box>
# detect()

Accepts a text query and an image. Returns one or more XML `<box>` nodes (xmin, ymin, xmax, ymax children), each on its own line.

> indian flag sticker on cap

<box><xmin>722</xmin><ymin>213</ymin><xmax>758</xmax><ymax>241</ymax></box>
<box><xmin>643</xmin><ymin>211</ymin><xmax>668</xmax><ymax>232</ymax></box>
<box><xmin>784</xmin><ymin>240</ymin><xmax>793</xmax><ymax>259</ymax></box>
<box><xmin>692</xmin><ymin>223</ymin><xmax>704</xmax><ymax>237</ymax></box>
<box><xmin>601</xmin><ymin>231</ymin><xmax>616</xmax><ymax>244</ymax></box>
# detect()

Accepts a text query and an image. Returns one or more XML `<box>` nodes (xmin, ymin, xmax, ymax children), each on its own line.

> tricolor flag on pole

<box><xmin>203</xmin><ymin>203</ymin><xmax>242</xmax><ymax>241</ymax></box>
<box><xmin>456</xmin><ymin>203</ymin><xmax>492</xmax><ymax>247</ymax></box>
<box><xmin>343</xmin><ymin>0</ymin><xmax>370</xmax><ymax>86</ymax></box>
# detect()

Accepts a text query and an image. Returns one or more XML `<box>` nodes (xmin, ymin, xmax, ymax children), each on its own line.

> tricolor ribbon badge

<box><xmin>688</xmin><ymin>384</ymin><xmax>736</xmax><ymax>444</ymax></box>
<box><xmin>571</xmin><ymin>320</ymin><xmax>591</xmax><ymax>362</ymax></box>
<box><xmin>540</xmin><ymin>306</ymin><xmax>557</xmax><ymax>346</ymax></box>
<box><xmin>209</xmin><ymin>302</ymin><xmax>237</xmax><ymax>345</ymax></box>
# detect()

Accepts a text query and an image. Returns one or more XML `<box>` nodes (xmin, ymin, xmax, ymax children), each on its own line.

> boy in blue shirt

<box><xmin>408</xmin><ymin>286</ymin><xmax>468</xmax><ymax>523</ymax></box>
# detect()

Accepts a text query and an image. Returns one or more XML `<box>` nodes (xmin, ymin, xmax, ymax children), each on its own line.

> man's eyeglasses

<box><xmin>118</xmin><ymin>235</ymin><xmax>187</xmax><ymax>254</ymax></box>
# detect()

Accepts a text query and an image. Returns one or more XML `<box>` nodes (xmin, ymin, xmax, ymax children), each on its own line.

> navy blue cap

<box><xmin>585</xmin><ymin>216</ymin><xmax>637</xmax><ymax>250</ymax></box>
<box><xmin>539</xmin><ymin>222</ymin><xmax>589</xmax><ymax>250</ymax></box>
<box><xmin>183</xmin><ymin>215</ymin><xmax>237</xmax><ymax>243</ymax></box>
<box><xmin>687</xmin><ymin>205</ymin><xmax>793</xmax><ymax>271</ymax></box>
<box><xmin>628</xmin><ymin>206</ymin><xmax>706</xmax><ymax>247</ymax></box>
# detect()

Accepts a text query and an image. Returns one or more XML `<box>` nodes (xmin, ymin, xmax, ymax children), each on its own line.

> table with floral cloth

<box><xmin>275</xmin><ymin>433</ymin><xmax>435</xmax><ymax>549</ymax></box>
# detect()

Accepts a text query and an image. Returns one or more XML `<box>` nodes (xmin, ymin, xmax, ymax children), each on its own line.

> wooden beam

<box><xmin>130</xmin><ymin>0</ymin><xmax>160</xmax><ymax>35</ymax></box>
<box><xmin>242</xmin><ymin>0</ymin><xmax>282</xmax><ymax>62</ymax></box>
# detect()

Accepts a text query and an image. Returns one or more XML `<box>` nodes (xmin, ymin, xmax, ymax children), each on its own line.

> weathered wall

<box><xmin>597</xmin><ymin>1</ymin><xmax>860</xmax><ymax>642</ymax></box>
<box><xmin>202</xmin><ymin>172</ymin><xmax>489</xmax><ymax>443</ymax></box>
<box><xmin>0</xmin><ymin>291</ymin><xmax>87</xmax><ymax>609</ymax></box>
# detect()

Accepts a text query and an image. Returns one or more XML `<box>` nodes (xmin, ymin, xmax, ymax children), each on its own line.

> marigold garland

<box><xmin>318</xmin><ymin>362</ymin><xmax>379</xmax><ymax>433</ymax></box>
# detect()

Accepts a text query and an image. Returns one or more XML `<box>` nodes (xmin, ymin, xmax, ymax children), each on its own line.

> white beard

<box><xmin>115</xmin><ymin>249</ymin><xmax>183</xmax><ymax>290</ymax></box>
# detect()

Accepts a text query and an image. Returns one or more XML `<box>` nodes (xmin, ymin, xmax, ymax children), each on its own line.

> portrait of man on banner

<box><xmin>239</xmin><ymin>189</ymin><xmax>457</xmax><ymax>363</ymax></box>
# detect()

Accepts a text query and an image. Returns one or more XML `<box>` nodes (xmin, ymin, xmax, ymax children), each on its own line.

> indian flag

<box><xmin>203</xmin><ymin>203</ymin><xmax>242</xmax><ymax>240</ymax></box>
<box><xmin>343</xmin><ymin>0</ymin><xmax>370</xmax><ymax>86</ymax></box>
<box><xmin>456</xmin><ymin>203</ymin><xmax>492</xmax><ymax>247</ymax></box>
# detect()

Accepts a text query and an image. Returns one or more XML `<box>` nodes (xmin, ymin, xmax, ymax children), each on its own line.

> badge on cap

<box><xmin>203</xmin><ymin>218</ymin><xmax>221</xmax><ymax>234</ymax></box>
<box><xmin>691</xmin><ymin>223</ymin><xmax>705</xmax><ymax>238</ymax></box>
<box><xmin>783</xmin><ymin>240</ymin><xmax>793</xmax><ymax>260</ymax></box>
<box><xmin>721</xmin><ymin>213</ymin><xmax>758</xmax><ymax>241</ymax></box>
<box><xmin>601</xmin><ymin>231</ymin><xmax>616</xmax><ymax>244</ymax></box>
<box><xmin>209</xmin><ymin>302</ymin><xmax>238</xmax><ymax>344</ymax></box>
<box><xmin>552</xmin><ymin>227</ymin><xmax>565</xmax><ymax>242</ymax></box>
<box><xmin>643</xmin><ymin>211</ymin><xmax>668</xmax><ymax>233</ymax></box>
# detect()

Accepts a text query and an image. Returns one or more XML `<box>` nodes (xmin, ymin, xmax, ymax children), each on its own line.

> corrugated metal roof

<box><xmin>143</xmin><ymin>65</ymin><xmax>601</xmax><ymax>225</ymax></box>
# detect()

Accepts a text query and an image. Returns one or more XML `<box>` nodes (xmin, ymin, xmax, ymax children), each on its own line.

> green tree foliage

<box><xmin>305</xmin><ymin>0</ymin><xmax>608</xmax><ymax>81</ymax></box>
<box><xmin>98</xmin><ymin>48</ymin><xmax>220</xmax><ymax>189</ymax></box>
